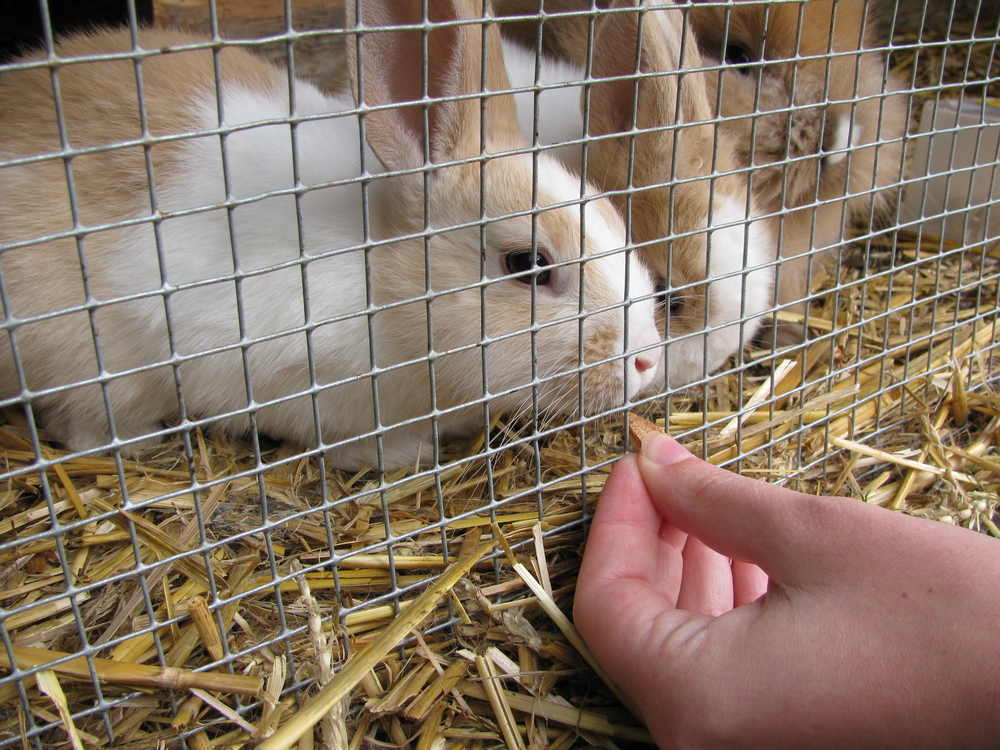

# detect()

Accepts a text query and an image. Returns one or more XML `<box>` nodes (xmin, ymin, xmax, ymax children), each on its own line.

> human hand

<box><xmin>574</xmin><ymin>432</ymin><xmax>1000</xmax><ymax>749</ymax></box>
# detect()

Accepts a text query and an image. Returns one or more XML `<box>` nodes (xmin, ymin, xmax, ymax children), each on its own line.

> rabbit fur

<box><xmin>0</xmin><ymin>0</ymin><xmax>662</xmax><ymax>468</ymax></box>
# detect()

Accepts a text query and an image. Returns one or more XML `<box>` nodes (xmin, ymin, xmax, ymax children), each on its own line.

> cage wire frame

<box><xmin>0</xmin><ymin>0</ymin><xmax>999</xmax><ymax>747</ymax></box>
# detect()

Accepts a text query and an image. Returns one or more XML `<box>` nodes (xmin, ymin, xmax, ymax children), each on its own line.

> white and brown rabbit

<box><xmin>502</xmin><ymin>0</ymin><xmax>777</xmax><ymax>387</ymax></box>
<box><xmin>683</xmin><ymin>0</ymin><xmax>909</xmax><ymax>342</ymax></box>
<box><xmin>0</xmin><ymin>0</ymin><xmax>662</xmax><ymax>469</ymax></box>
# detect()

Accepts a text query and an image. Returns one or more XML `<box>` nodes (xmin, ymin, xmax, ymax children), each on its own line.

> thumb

<box><xmin>636</xmin><ymin>432</ymin><xmax>865</xmax><ymax>585</ymax></box>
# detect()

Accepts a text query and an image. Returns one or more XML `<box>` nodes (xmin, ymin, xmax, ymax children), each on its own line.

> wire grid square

<box><xmin>0</xmin><ymin>0</ymin><xmax>999</xmax><ymax>747</ymax></box>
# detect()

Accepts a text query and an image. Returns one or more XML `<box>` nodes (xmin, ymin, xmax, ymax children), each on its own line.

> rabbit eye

<box><xmin>655</xmin><ymin>282</ymin><xmax>683</xmax><ymax>316</ymax></box>
<box><xmin>724</xmin><ymin>44</ymin><xmax>754</xmax><ymax>74</ymax></box>
<box><xmin>504</xmin><ymin>250</ymin><xmax>552</xmax><ymax>286</ymax></box>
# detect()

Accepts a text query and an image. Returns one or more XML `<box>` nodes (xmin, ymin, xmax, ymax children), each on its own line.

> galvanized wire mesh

<box><xmin>1</xmin><ymin>0</ymin><xmax>998</xmax><ymax>747</ymax></box>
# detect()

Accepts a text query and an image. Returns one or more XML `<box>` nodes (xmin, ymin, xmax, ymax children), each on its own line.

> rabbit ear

<box><xmin>346</xmin><ymin>0</ymin><xmax>522</xmax><ymax>172</ymax></box>
<box><xmin>589</xmin><ymin>0</ymin><xmax>713</xmax><ymax>139</ymax></box>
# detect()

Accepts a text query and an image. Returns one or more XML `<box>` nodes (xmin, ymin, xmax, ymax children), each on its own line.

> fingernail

<box><xmin>640</xmin><ymin>431</ymin><xmax>691</xmax><ymax>466</ymax></box>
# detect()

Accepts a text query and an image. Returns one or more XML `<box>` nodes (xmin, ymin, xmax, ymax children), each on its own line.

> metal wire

<box><xmin>1</xmin><ymin>0</ymin><xmax>999</xmax><ymax>746</ymax></box>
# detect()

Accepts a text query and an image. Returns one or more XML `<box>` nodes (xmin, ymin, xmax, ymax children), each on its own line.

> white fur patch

<box><xmin>503</xmin><ymin>41</ymin><xmax>588</xmax><ymax>175</ymax></box>
<box><xmin>97</xmin><ymin>78</ymin><xmax>379</xmax><ymax>450</ymax></box>
<box><xmin>660</xmin><ymin>194</ymin><xmax>775</xmax><ymax>387</ymax></box>
<box><xmin>144</xmin><ymin>83</ymin><xmax>373</xmax><ymax>343</ymax></box>
<box><xmin>824</xmin><ymin>111</ymin><xmax>862</xmax><ymax>167</ymax></box>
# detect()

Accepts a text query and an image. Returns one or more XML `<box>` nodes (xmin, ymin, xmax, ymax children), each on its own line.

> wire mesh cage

<box><xmin>0</xmin><ymin>0</ymin><xmax>998</xmax><ymax>747</ymax></box>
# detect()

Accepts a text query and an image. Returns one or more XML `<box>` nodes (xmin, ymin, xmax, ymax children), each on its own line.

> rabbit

<box><xmin>495</xmin><ymin>0</ymin><xmax>909</xmax><ymax>346</ymax></box>
<box><xmin>682</xmin><ymin>0</ymin><xmax>910</xmax><ymax>344</ymax></box>
<box><xmin>500</xmin><ymin>0</ymin><xmax>777</xmax><ymax>387</ymax></box>
<box><xmin>0</xmin><ymin>0</ymin><xmax>663</xmax><ymax>471</ymax></box>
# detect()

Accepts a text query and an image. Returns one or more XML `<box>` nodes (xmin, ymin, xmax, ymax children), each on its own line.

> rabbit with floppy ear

<box><xmin>0</xmin><ymin>0</ymin><xmax>661</xmax><ymax>469</ymax></box>
<box><xmin>501</xmin><ymin>0</ymin><xmax>777</xmax><ymax>388</ymax></box>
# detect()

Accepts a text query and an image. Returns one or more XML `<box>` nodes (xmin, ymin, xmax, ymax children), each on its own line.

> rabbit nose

<box><xmin>634</xmin><ymin>351</ymin><xmax>657</xmax><ymax>373</ymax></box>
